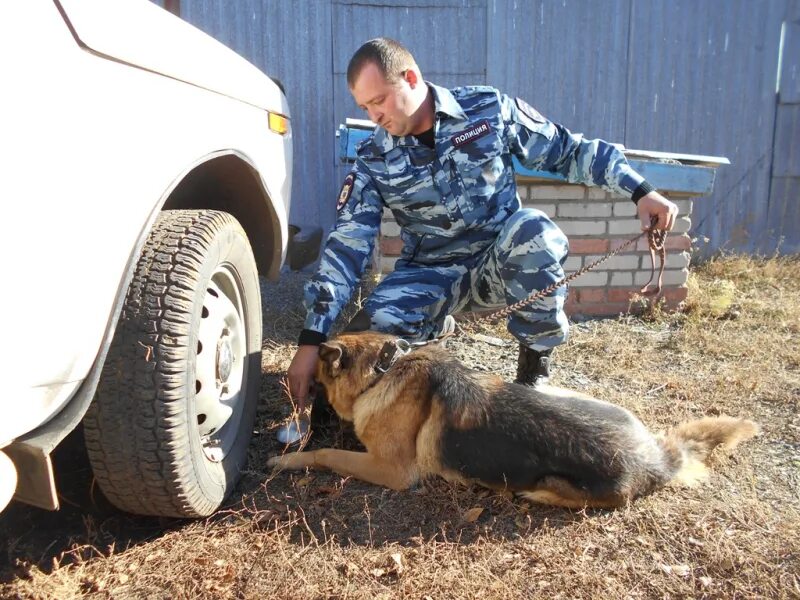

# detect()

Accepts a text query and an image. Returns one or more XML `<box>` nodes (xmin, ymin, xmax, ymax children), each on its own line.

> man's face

<box><xmin>350</xmin><ymin>62</ymin><xmax>419</xmax><ymax>137</ymax></box>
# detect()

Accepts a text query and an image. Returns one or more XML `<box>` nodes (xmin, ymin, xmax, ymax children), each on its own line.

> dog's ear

<box><xmin>319</xmin><ymin>342</ymin><xmax>345</xmax><ymax>377</ymax></box>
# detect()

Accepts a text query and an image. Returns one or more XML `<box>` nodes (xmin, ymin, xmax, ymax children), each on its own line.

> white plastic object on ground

<box><xmin>0</xmin><ymin>451</ymin><xmax>17</xmax><ymax>513</ymax></box>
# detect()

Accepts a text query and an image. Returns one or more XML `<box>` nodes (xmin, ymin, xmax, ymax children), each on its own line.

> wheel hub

<box><xmin>216</xmin><ymin>332</ymin><xmax>233</xmax><ymax>384</ymax></box>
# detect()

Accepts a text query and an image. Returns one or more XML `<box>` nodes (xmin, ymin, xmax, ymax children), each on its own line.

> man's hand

<box><xmin>637</xmin><ymin>191</ymin><xmax>678</xmax><ymax>231</ymax></box>
<box><xmin>287</xmin><ymin>345</ymin><xmax>320</xmax><ymax>411</ymax></box>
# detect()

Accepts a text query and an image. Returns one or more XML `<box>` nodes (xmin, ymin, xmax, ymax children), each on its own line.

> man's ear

<box><xmin>404</xmin><ymin>67</ymin><xmax>420</xmax><ymax>88</ymax></box>
<box><xmin>318</xmin><ymin>342</ymin><xmax>344</xmax><ymax>377</ymax></box>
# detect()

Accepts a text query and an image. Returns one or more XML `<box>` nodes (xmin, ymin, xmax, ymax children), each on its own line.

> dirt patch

<box><xmin>2</xmin><ymin>255</ymin><xmax>799</xmax><ymax>599</ymax></box>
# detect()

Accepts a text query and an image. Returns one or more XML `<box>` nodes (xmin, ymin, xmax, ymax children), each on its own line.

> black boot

<box><xmin>515</xmin><ymin>346</ymin><xmax>552</xmax><ymax>387</ymax></box>
<box><xmin>344</xmin><ymin>308</ymin><xmax>372</xmax><ymax>332</ymax></box>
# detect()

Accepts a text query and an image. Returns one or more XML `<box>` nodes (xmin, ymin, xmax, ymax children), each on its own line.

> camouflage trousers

<box><xmin>349</xmin><ymin>209</ymin><xmax>570</xmax><ymax>351</ymax></box>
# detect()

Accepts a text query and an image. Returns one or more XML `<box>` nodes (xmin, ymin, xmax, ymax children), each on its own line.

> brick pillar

<box><xmin>377</xmin><ymin>180</ymin><xmax>695</xmax><ymax>317</ymax></box>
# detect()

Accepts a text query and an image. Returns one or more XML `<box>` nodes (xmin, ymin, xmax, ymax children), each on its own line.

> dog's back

<box><xmin>413</xmin><ymin>344</ymin><xmax>757</xmax><ymax>507</ymax></box>
<box><xmin>419</xmin><ymin>348</ymin><xmax>674</xmax><ymax>498</ymax></box>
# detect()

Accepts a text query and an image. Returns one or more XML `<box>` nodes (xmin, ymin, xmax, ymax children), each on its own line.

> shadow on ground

<box><xmin>0</xmin><ymin>427</ymin><xmax>189</xmax><ymax>582</ymax></box>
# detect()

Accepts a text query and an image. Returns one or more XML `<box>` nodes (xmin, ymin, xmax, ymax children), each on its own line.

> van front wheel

<box><xmin>83</xmin><ymin>210</ymin><xmax>262</xmax><ymax>518</ymax></box>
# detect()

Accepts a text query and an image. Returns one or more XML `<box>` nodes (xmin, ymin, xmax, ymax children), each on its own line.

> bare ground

<box><xmin>2</xmin><ymin>255</ymin><xmax>799</xmax><ymax>599</ymax></box>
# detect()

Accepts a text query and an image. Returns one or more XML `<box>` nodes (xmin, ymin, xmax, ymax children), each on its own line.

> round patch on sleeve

<box><xmin>515</xmin><ymin>97</ymin><xmax>546</xmax><ymax>124</ymax></box>
<box><xmin>337</xmin><ymin>174</ymin><xmax>355</xmax><ymax>211</ymax></box>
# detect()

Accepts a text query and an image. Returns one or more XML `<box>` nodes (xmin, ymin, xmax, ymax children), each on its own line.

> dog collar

<box><xmin>375</xmin><ymin>339</ymin><xmax>411</xmax><ymax>373</ymax></box>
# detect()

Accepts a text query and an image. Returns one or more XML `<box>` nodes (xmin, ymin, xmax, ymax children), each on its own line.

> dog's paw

<box><xmin>267</xmin><ymin>455</ymin><xmax>283</xmax><ymax>469</ymax></box>
<box><xmin>267</xmin><ymin>452</ymin><xmax>313</xmax><ymax>471</ymax></box>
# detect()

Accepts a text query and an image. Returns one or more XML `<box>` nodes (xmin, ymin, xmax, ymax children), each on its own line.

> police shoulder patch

<box><xmin>515</xmin><ymin>97</ymin><xmax>546</xmax><ymax>125</ymax></box>
<box><xmin>337</xmin><ymin>174</ymin><xmax>355</xmax><ymax>211</ymax></box>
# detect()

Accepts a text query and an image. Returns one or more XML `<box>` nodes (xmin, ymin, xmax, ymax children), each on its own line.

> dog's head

<box><xmin>315</xmin><ymin>331</ymin><xmax>398</xmax><ymax>420</ymax></box>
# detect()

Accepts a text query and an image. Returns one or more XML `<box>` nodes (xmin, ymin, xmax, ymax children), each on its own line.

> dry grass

<box><xmin>2</xmin><ymin>255</ymin><xmax>799</xmax><ymax>599</ymax></box>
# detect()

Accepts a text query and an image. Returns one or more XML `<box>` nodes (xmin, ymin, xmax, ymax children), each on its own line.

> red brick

<box><xmin>564</xmin><ymin>286</ymin><xmax>688</xmax><ymax>317</ymax></box>
<box><xmin>608</xmin><ymin>288</ymin><xmax>639</xmax><ymax>303</ymax></box>
<box><xmin>380</xmin><ymin>237</ymin><xmax>403</xmax><ymax>256</ymax></box>
<box><xmin>570</xmin><ymin>238</ymin><xmax>609</xmax><ymax>254</ymax></box>
<box><xmin>611</xmin><ymin>231</ymin><xmax>692</xmax><ymax>254</ymax></box>
<box><xmin>577</xmin><ymin>288</ymin><xmax>605</xmax><ymax>303</ymax></box>
<box><xmin>584</xmin><ymin>302</ymin><xmax>632</xmax><ymax>316</ymax></box>
<box><xmin>604</xmin><ymin>286</ymin><xmax>687</xmax><ymax>305</ymax></box>
<box><xmin>566</xmin><ymin>302</ymin><xmax>631</xmax><ymax>316</ymax></box>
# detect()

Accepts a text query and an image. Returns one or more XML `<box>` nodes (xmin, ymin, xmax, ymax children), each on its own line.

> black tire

<box><xmin>84</xmin><ymin>210</ymin><xmax>262</xmax><ymax>518</ymax></box>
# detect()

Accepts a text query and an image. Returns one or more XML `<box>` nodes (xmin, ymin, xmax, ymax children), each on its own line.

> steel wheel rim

<box><xmin>194</xmin><ymin>266</ymin><xmax>248</xmax><ymax>462</ymax></box>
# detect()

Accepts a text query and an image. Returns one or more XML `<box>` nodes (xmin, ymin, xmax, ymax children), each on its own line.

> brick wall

<box><xmin>377</xmin><ymin>178</ymin><xmax>695</xmax><ymax>317</ymax></box>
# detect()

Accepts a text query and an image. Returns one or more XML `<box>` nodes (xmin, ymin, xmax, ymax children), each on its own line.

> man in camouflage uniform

<box><xmin>287</xmin><ymin>38</ymin><xmax>678</xmax><ymax>410</ymax></box>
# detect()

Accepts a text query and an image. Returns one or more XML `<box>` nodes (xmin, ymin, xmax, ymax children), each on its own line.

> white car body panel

<box><xmin>0</xmin><ymin>1</ymin><xmax>292</xmax><ymax>447</ymax></box>
<box><xmin>57</xmin><ymin>0</ymin><xmax>288</xmax><ymax>115</ymax></box>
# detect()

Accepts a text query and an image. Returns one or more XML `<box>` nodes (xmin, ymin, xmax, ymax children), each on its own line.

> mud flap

<box><xmin>287</xmin><ymin>225</ymin><xmax>323</xmax><ymax>271</ymax></box>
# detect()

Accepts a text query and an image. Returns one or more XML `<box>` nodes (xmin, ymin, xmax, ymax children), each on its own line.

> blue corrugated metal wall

<box><xmin>621</xmin><ymin>1</ymin><xmax>788</xmax><ymax>255</ymax></box>
<box><xmin>771</xmin><ymin>4</ymin><xmax>800</xmax><ymax>254</ymax></box>
<box><xmin>172</xmin><ymin>0</ymin><xmax>799</xmax><ymax>256</ymax></box>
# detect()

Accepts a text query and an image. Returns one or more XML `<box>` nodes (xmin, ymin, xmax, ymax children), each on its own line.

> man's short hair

<box><xmin>347</xmin><ymin>38</ymin><xmax>416</xmax><ymax>88</ymax></box>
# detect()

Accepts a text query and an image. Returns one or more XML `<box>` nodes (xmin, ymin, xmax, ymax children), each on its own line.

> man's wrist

<box><xmin>298</xmin><ymin>329</ymin><xmax>327</xmax><ymax>346</ymax></box>
<box><xmin>632</xmin><ymin>181</ymin><xmax>656</xmax><ymax>205</ymax></box>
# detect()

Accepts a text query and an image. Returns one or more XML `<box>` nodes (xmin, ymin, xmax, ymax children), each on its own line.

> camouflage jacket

<box><xmin>301</xmin><ymin>83</ymin><xmax>649</xmax><ymax>340</ymax></box>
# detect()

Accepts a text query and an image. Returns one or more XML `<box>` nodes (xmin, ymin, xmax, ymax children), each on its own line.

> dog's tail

<box><xmin>661</xmin><ymin>416</ymin><xmax>759</xmax><ymax>486</ymax></box>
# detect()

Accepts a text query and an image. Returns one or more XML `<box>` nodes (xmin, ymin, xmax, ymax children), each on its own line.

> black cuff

<box><xmin>632</xmin><ymin>181</ymin><xmax>656</xmax><ymax>205</ymax></box>
<box><xmin>298</xmin><ymin>329</ymin><xmax>327</xmax><ymax>346</ymax></box>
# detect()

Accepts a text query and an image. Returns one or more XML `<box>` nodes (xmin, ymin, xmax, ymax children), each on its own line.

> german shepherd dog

<box><xmin>269</xmin><ymin>332</ymin><xmax>758</xmax><ymax>508</ymax></box>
